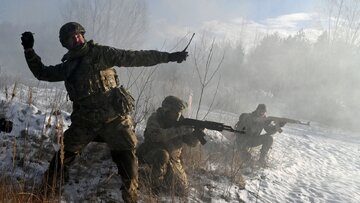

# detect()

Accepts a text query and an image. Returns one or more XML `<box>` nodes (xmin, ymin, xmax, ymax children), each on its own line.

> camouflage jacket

<box><xmin>140</xmin><ymin>108</ymin><xmax>199</xmax><ymax>161</ymax></box>
<box><xmin>235</xmin><ymin>112</ymin><xmax>277</xmax><ymax>137</ymax></box>
<box><xmin>24</xmin><ymin>41</ymin><xmax>171</xmax><ymax>126</ymax></box>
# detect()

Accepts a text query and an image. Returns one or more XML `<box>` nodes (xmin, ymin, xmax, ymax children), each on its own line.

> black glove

<box><xmin>0</xmin><ymin>118</ymin><xmax>13</xmax><ymax>133</ymax></box>
<box><xmin>21</xmin><ymin>32</ymin><xmax>34</xmax><ymax>50</ymax></box>
<box><xmin>193</xmin><ymin>129</ymin><xmax>207</xmax><ymax>145</ymax></box>
<box><xmin>279</xmin><ymin>121</ymin><xmax>286</xmax><ymax>127</ymax></box>
<box><xmin>169</xmin><ymin>51</ymin><xmax>188</xmax><ymax>63</ymax></box>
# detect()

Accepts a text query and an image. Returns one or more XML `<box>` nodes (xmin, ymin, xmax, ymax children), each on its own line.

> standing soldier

<box><xmin>234</xmin><ymin>104</ymin><xmax>284</xmax><ymax>166</ymax></box>
<box><xmin>137</xmin><ymin>96</ymin><xmax>204</xmax><ymax>196</ymax></box>
<box><xmin>20</xmin><ymin>22</ymin><xmax>188</xmax><ymax>203</ymax></box>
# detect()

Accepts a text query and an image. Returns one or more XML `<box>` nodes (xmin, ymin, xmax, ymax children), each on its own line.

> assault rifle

<box><xmin>177</xmin><ymin>118</ymin><xmax>245</xmax><ymax>145</ymax></box>
<box><xmin>0</xmin><ymin>118</ymin><xmax>13</xmax><ymax>133</ymax></box>
<box><xmin>266</xmin><ymin>116</ymin><xmax>310</xmax><ymax>126</ymax></box>
<box><xmin>264</xmin><ymin>116</ymin><xmax>310</xmax><ymax>133</ymax></box>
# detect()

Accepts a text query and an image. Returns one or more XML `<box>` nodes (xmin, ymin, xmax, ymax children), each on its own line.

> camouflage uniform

<box><xmin>235</xmin><ymin>104</ymin><xmax>278</xmax><ymax>162</ymax></box>
<box><xmin>24</xmin><ymin>31</ymin><xmax>177</xmax><ymax>202</ymax></box>
<box><xmin>137</xmin><ymin>97</ymin><xmax>199</xmax><ymax>195</ymax></box>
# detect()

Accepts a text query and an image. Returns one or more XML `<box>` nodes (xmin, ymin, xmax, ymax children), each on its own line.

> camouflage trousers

<box><xmin>141</xmin><ymin>149</ymin><xmax>188</xmax><ymax>196</ymax></box>
<box><xmin>236</xmin><ymin>134</ymin><xmax>274</xmax><ymax>161</ymax></box>
<box><xmin>46</xmin><ymin>115</ymin><xmax>138</xmax><ymax>203</ymax></box>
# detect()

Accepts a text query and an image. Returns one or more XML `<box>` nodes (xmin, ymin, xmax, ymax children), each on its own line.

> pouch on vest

<box><xmin>112</xmin><ymin>85</ymin><xmax>135</xmax><ymax>115</ymax></box>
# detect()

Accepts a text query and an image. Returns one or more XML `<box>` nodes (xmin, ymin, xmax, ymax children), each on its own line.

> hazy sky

<box><xmin>144</xmin><ymin>0</ymin><xmax>321</xmax><ymax>49</ymax></box>
<box><xmin>0</xmin><ymin>0</ymin><xmax>322</xmax><ymax>49</ymax></box>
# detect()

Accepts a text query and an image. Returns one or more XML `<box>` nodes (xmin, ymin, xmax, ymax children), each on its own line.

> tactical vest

<box><xmin>64</xmin><ymin>44</ymin><xmax>119</xmax><ymax>103</ymax></box>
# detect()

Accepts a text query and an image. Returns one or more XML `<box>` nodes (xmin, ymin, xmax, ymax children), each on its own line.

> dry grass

<box><xmin>182</xmin><ymin>141</ymin><xmax>252</xmax><ymax>201</ymax></box>
<box><xmin>0</xmin><ymin>176</ymin><xmax>62</xmax><ymax>203</ymax></box>
<box><xmin>0</xmin><ymin>83</ymin><xmax>66</xmax><ymax>203</ymax></box>
<box><xmin>138</xmin><ymin>164</ymin><xmax>189</xmax><ymax>203</ymax></box>
<box><xmin>138</xmin><ymin>166</ymin><xmax>162</xmax><ymax>203</ymax></box>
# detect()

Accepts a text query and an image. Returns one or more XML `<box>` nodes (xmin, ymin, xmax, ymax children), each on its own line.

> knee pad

<box><xmin>267</xmin><ymin>136</ymin><xmax>274</xmax><ymax>144</ymax></box>
<box><xmin>155</xmin><ymin>149</ymin><xmax>170</xmax><ymax>165</ymax></box>
<box><xmin>63</xmin><ymin>151</ymin><xmax>78</xmax><ymax>164</ymax></box>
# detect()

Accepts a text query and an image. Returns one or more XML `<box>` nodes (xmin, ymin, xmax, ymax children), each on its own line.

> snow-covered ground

<box><xmin>0</xmin><ymin>85</ymin><xmax>359</xmax><ymax>202</ymax></box>
<box><xmin>241</xmin><ymin>124</ymin><xmax>360</xmax><ymax>203</ymax></box>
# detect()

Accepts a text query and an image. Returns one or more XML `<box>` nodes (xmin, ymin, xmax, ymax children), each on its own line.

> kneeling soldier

<box><xmin>137</xmin><ymin>96</ymin><xmax>203</xmax><ymax>196</ymax></box>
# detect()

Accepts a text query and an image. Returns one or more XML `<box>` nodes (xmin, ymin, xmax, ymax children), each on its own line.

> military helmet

<box><xmin>256</xmin><ymin>104</ymin><xmax>267</xmax><ymax>112</ymax></box>
<box><xmin>162</xmin><ymin>96</ymin><xmax>187</xmax><ymax>111</ymax></box>
<box><xmin>59</xmin><ymin>22</ymin><xmax>86</xmax><ymax>44</ymax></box>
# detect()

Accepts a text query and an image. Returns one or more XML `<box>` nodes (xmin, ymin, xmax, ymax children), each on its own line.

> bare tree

<box><xmin>321</xmin><ymin>0</ymin><xmax>360</xmax><ymax>45</ymax></box>
<box><xmin>192</xmin><ymin>34</ymin><xmax>225</xmax><ymax>120</ymax></box>
<box><xmin>127</xmin><ymin>67</ymin><xmax>158</xmax><ymax>127</ymax></box>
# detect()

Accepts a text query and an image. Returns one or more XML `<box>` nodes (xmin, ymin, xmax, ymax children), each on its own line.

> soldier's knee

<box><xmin>267</xmin><ymin>135</ymin><xmax>273</xmax><ymax>145</ymax></box>
<box><xmin>63</xmin><ymin>151</ymin><xmax>78</xmax><ymax>164</ymax></box>
<box><xmin>154</xmin><ymin>149</ymin><xmax>170</xmax><ymax>165</ymax></box>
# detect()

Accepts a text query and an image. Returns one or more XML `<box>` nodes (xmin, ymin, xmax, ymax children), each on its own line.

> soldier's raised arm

<box><xmin>21</xmin><ymin>32</ymin><xmax>67</xmax><ymax>82</ymax></box>
<box><xmin>98</xmin><ymin>45</ymin><xmax>188</xmax><ymax>68</ymax></box>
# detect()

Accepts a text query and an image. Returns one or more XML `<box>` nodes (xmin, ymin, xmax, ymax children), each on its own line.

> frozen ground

<box><xmin>240</xmin><ymin>123</ymin><xmax>360</xmax><ymax>203</ymax></box>
<box><xmin>0</xmin><ymin>85</ymin><xmax>359</xmax><ymax>202</ymax></box>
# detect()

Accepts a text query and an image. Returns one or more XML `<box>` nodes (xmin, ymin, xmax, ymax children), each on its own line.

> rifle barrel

<box><xmin>179</xmin><ymin>118</ymin><xmax>245</xmax><ymax>134</ymax></box>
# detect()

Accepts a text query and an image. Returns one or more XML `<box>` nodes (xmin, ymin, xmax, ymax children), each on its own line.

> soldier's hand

<box><xmin>21</xmin><ymin>32</ymin><xmax>34</xmax><ymax>50</ymax></box>
<box><xmin>0</xmin><ymin>118</ymin><xmax>13</xmax><ymax>133</ymax></box>
<box><xmin>169</xmin><ymin>51</ymin><xmax>188</xmax><ymax>63</ymax></box>
<box><xmin>192</xmin><ymin>129</ymin><xmax>207</xmax><ymax>145</ymax></box>
<box><xmin>192</xmin><ymin>129</ymin><xmax>206</xmax><ymax>139</ymax></box>
<box><xmin>279</xmin><ymin>121</ymin><xmax>286</xmax><ymax>127</ymax></box>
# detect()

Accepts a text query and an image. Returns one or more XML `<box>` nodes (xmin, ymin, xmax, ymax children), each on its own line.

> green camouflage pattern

<box><xmin>137</xmin><ymin>108</ymin><xmax>199</xmax><ymax>194</ymax></box>
<box><xmin>161</xmin><ymin>95</ymin><xmax>187</xmax><ymax>111</ymax></box>
<box><xmin>24</xmin><ymin>40</ymin><xmax>172</xmax><ymax>203</ymax></box>
<box><xmin>235</xmin><ymin>112</ymin><xmax>277</xmax><ymax>137</ymax></box>
<box><xmin>235</xmin><ymin>112</ymin><xmax>278</xmax><ymax>161</ymax></box>
<box><xmin>64</xmin><ymin>115</ymin><xmax>137</xmax><ymax>152</ymax></box>
<box><xmin>25</xmin><ymin>40</ymin><xmax>170</xmax><ymax>126</ymax></box>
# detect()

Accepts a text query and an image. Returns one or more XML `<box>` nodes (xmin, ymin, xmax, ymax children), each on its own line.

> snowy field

<box><xmin>240</xmin><ymin>123</ymin><xmax>360</xmax><ymax>203</ymax></box>
<box><xmin>0</xmin><ymin>86</ymin><xmax>359</xmax><ymax>202</ymax></box>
